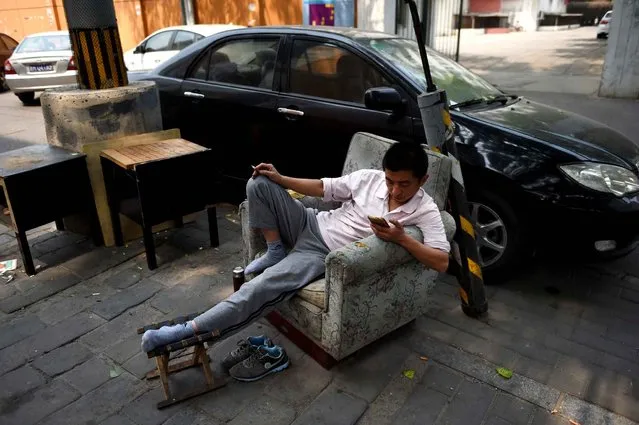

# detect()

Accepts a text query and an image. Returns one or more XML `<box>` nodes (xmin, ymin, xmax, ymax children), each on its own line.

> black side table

<box><xmin>99</xmin><ymin>139</ymin><xmax>220</xmax><ymax>270</ymax></box>
<box><xmin>0</xmin><ymin>145</ymin><xmax>103</xmax><ymax>275</ymax></box>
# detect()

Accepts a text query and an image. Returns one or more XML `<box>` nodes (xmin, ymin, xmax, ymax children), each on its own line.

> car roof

<box><xmin>241</xmin><ymin>25</ymin><xmax>403</xmax><ymax>41</ymax></box>
<box><xmin>150</xmin><ymin>24</ymin><xmax>246</xmax><ymax>37</ymax></box>
<box><xmin>22</xmin><ymin>31</ymin><xmax>69</xmax><ymax>38</ymax></box>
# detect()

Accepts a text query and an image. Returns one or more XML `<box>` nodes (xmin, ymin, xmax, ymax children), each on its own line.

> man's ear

<box><xmin>420</xmin><ymin>174</ymin><xmax>429</xmax><ymax>186</ymax></box>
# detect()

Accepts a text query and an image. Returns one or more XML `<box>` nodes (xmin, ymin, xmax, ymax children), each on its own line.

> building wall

<box><xmin>469</xmin><ymin>0</ymin><xmax>501</xmax><ymax>14</ymax></box>
<box><xmin>538</xmin><ymin>0</ymin><xmax>566</xmax><ymax>14</ymax></box>
<box><xmin>599</xmin><ymin>0</ymin><xmax>639</xmax><ymax>98</ymax></box>
<box><xmin>0</xmin><ymin>0</ymin><xmax>303</xmax><ymax>52</ymax></box>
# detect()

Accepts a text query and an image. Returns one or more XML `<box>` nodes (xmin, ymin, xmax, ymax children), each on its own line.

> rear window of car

<box><xmin>16</xmin><ymin>34</ymin><xmax>71</xmax><ymax>53</ymax></box>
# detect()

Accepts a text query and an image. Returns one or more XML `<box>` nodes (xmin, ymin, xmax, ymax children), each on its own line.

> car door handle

<box><xmin>184</xmin><ymin>91</ymin><xmax>205</xmax><ymax>99</ymax></box>
<box><xmin>277</xmin><ymin>107</ymin><xmax>304</xmax><ymax>117</ymax></box>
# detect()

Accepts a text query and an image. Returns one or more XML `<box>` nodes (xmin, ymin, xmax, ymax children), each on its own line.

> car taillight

<box><xmin>3</xmin><ymin>59</ymin><xmax>16</xmax><ymax>75</ymax></box>
<box><xmin>601</xmin><ymin>19</ymin><xmax>609</xmax><ymax>24</ymax></box>
<box><xmin>68</xmin><ymin>56</ymin><xmax>77</xmax><ymax>71</ymax></box>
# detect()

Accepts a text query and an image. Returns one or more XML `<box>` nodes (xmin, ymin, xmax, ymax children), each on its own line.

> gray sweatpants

<box><xmin>192</xmin><ymin>176</ymin><xmax>330</xmax><ymax>337</ymax></box>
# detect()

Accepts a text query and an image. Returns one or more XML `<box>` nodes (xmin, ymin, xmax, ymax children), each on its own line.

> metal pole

<box><xmin>62</xmin><ymin>0</ymin><xmax>128</xmax><ymax>90</ymax></box>
<box><xmin>455</xmin><ymin>0</ymin><xmax>463</xmax><ymax>62</ymax></box>
<box><xmin>403</xmin><ymin>0</ymin><xmax>488</xmax><ymax>317</ymax></box>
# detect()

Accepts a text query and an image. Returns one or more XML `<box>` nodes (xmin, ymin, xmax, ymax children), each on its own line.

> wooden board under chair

<box><xmin>81</xmin><ymin>129</ymin><xmax>198</xmax><ymax>247</ymax></box>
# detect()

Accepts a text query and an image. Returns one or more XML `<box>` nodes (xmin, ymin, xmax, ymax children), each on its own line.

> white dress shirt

<box><xmin>316</xmin><ymin>169</ymin><xmax>450</xmax><ymax>253</ymax></box>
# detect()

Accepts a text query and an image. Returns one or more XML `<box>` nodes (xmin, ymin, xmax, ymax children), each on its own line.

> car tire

<box><xmin>467</xmin><ymin>190</ymin><xmax>532</xmax><ymax>284</ymax></box>
<box><xmin>0</xmin><ymin>70</ymin><xmax>7</xmax><ymax>92</ymax></box>
<box><xmin>16</xmin><ymin>92</ymin><xmax>35</xmax><ymax>105</ymax></box>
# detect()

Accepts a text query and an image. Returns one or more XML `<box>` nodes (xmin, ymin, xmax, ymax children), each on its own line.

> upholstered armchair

<box><xmin>239</xmin><ymin>132</ymin><xmax>456</xmax><ymax>366</ymax></box>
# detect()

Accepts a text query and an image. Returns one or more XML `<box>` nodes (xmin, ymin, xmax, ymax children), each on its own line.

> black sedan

<box><xmin>135</xmin><ymin>25</ymin><xmax>639</xmax><ymax>279</ymax></box>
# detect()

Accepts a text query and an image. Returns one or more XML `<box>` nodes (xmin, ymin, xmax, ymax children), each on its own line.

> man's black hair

<box><xmin>382</xmin><ymin>142</ymin><xmax>429</xmax><ymax>179</ymax></box>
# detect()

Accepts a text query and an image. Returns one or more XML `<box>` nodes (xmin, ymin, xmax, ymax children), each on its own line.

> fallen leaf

<box><xmin>109</xmin><ymin>365</ymin><xmax>124</xmax><ymax>378</ymax></box>
<box><xmin>420</xmin><ymin>356</ymin><xmax>429</xmax><ymax>361</ymax></box>
<box><xmin>551</xmin><ymin>409</ymin><xmax>558</xmax><ymax>415</ymax></box>
<box><xmin>569</xmin><ymin>420</ymin><xmax>580</xmax><ymax>425</ymax></box>
<box><xmin>496</xmin><ymin>367</ymin><xmax>513</xmax><ymax>379</ymax></box>
<box><xmin>354</xmin><ymin>242</ymin><xmax>368</xmax><ymax>248</ymax></box>
<box><xmin>402</xmin><ymin>369</ymin><xmax>415</xmax><ymax>379</ymax></box>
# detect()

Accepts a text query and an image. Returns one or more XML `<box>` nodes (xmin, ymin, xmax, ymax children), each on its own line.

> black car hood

<box><xmin>466</xmin><ymin>98</ymin><xmax>639</xmax><ymax>169</ymax></box>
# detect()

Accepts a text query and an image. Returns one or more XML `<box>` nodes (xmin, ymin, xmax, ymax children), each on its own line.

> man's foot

<box><xmin>244</xmin><ymin>240</ymin><xmax>286</xmax><ymax>275</ymax></box>
<box><xmin>229</xmin><ymin>345</ymin><xmax>290</xmax><ymax>382</ymax></box>
<box><xmin>141</xmin><ymin>322</ymin><xmax>195</xmax><ymax>352</ymax></box>
<box><xmin>221</xmin><ymin>335</ymin><xmax>274</xmax><ymax>372</ymax></box>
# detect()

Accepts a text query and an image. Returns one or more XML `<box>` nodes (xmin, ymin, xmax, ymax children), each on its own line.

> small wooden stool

<box><xmin>137</xmin><ymin>313</ymin><xmax>227</xmax><ymax>409</ymax></box>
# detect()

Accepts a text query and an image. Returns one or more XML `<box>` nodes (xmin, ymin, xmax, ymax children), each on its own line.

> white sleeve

<box><xmin>321</xmin><ymin>170</ymin><xmax>367</xmax><ymax>203</ymax></box>
<box><xmin>417</xmin><ymin>207</ymin><xmax>451</xmax><ymax>253</ymax></box>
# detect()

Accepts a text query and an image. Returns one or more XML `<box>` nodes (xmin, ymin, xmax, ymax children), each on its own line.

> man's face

<box><xmin>384</xmin><ymin>169</ymin><xmax>427</xmax><ymax>205</ymax></box>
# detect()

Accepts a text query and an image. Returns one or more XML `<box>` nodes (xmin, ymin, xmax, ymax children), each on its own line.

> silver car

<box><xmin>4</xmin><ymin>31</ymin><xmax>77</xmax><ymax>105</ymax></box>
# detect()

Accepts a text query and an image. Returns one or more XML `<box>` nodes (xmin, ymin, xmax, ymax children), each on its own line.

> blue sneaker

<box><xmin>221</xmin><ymin>335</ymin><xmax>273</xmax><ymax>372</ymax></box>
<box><xmin>229</xmin><ymin>345</ymin><xmax>290</xmax><ymax>382</ymax></box>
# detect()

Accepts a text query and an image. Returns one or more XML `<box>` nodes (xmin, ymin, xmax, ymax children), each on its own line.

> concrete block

<box><xmin>488</xmin><ymin>393</ymin><xmax>535</xmax><ymax>425</ymax></box>
<box><xmin>0</xmin><ymin>379</ymin><xmax>80</xmax><ymax>425</ymax></box>
<box><xmin>91</xmin><ymin>278</ymin><xmax>163</xmax><ymax>320</ymax></box>
<box><xmin>0</xmin><ymin>365</ymin><xmax>46</xmax><ymax>402</ymax></box>
<box><xmin>122</xmin><ymin>387</ymin><xmax>188</xmax><ymax>425</ymax></box>
<box><xmin>227</xmin><ymin>396</ymin><xmax>296</xmax><ymax>425</ymax></box>
<box><xmin>43</xmin><ymin>373</ymin><xmax>147</xmax><ymax>425</ymax></box>
<box><xmin>0</xmin><ymin>314</ymin><xmax>46</xmax><ymax>349</ymax></box>
<box><xmin>421</xmin><ymin>363</ymin><xmax>463</xmax><ymax>396</ymax></box>
<box><xmin>60</xmin><ymin>356</ymin><xmax>115</xmax><ymax>394</ymax></box>
<box><xmin>291</xmin><ymin>385</ymin><xmax>368</xmax><ymax>425</ymax></box>
<box><xmin>32</xmin><ymin>341</ymin><xmax>93</xmax><ymax>376</ymax></box>
<box><xmin>436</xmin><ymin>379</ymin><xmax>496</xmax><ymax>425</ymax></box>
<box><xmin>390</xmin><ymin>385</ymin><xmax>449</xmax><ymax>425</ymax></box>
<box><xmin>262</xmin><ymin>354</ymin><xmax>332</xmax><ymax>407</ymax></box>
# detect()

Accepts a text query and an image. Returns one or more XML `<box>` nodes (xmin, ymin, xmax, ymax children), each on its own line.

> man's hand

<box><xmin>252</xmin><ymin>163</ymin><xmax>282</xmax><ymax>184</ymax></box>
<box><xmin>371</xmin><ymin>219</ymin><xmax>406</xmax><ymax>244</ymax></box>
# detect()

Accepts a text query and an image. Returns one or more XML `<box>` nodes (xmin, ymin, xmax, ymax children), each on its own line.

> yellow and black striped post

<box><xmin>62</xmin><ymin>0</ymin><xmax>128</xmax><ymax>90</ymax></box>
<box><xmin>404</xmin><ymin>0</ymin><xmax>488</xmax><ymax>317</ymax></box>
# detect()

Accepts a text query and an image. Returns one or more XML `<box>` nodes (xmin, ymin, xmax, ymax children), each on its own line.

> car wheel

<box><xmin>16</xmin><ymin>92</ymin><xmax>35</xmax><ymax>105</ymax></box>
<box><xmin>0</xmin><ymin>70</ymin><xmax>7</xmax><ymax>92</ymax></box>
<box><xmin>467</xmin><ymin>190</ymin><xmax>531</xmax><ymax>283</ymax></box>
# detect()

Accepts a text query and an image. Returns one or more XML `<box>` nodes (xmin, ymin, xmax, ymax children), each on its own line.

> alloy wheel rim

<box><xmin>469</xmin><ymin>202</ymin><xmax>508</xmax><ymax>267</ymax></box>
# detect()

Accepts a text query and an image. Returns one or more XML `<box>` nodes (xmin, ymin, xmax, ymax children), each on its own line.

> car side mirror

<box><xmin>364</xmin><ymin>87</ymin><xmax>405</xmax><ymax>115</ymax></box>
<box><xmin>134</xmin><ymin>45</ymin><xmax>145</xmax><ymax>54</ymax></box>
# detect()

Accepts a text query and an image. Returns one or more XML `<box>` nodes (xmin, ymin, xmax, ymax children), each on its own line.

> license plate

<box><xmin>28</xmin><ymin>64</ymin><xmax>54</xmax><ymax>72</ymax></box>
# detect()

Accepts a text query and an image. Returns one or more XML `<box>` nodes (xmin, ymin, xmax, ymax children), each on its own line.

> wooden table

<box><xmin>100</xmin><ymin>139</ymin><xmax>220</xmax><ymax>270</ymax></box>
<box><xmin>0</xmin><ymin>145</ymin><xmax>102</xmax><ymax>275</ymax></box>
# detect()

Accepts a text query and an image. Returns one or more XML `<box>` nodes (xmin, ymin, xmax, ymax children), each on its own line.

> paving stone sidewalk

<box><xmin>0</xmin><ymin>205</ymin><xmax>638</xmax><ymax>425</ymax></box>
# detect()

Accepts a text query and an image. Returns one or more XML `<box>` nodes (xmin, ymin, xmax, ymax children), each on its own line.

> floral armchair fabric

<box><xmin>239</xmin><ymin>132</ymin><xmax>456</xmax><ymax>361</ymax></box>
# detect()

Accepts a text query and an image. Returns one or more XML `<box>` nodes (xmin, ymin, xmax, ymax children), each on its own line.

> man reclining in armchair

<box><xmin>141</xmin><ymin>142</ymin><xmax>450</xmax><ymax>382</ymax></box>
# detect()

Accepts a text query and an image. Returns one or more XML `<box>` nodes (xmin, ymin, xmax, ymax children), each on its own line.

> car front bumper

<box><xmin>535</xmin><ymin>192</ymin><xmax>639</xmax><ymax>257</ymax></box>
<box><xmin>6</xmin><ymin>71</ymin><xmax>77</xmax><ymax>93</ymax></box>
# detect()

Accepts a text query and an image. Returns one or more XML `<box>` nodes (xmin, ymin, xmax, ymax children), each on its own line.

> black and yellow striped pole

<box><xmin>62</xmin><ymin>0</ymin><xmax>128</xmax><ymax>90</ymax></box>
<box><xmin>403</xmin><ymin>0</ymin><xmax>488</xmax><ymax>317</ymax></box>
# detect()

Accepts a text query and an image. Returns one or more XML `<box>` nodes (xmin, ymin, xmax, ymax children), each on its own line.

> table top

<box><xmin>0</xmin><ymin>145</ymin><xmax>85</xmax><ymax>179</ymax></box>
<box><xmin>100</xmin><ymin>139</ymin><xmax>208</xmax><ymax>170</ymax></box>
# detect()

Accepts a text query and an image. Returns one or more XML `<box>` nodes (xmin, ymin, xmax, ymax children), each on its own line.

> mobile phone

<box><xmin>368</xmin><ymin>215</ymin><xmax>390</xmax><ymax>228</ymax></box>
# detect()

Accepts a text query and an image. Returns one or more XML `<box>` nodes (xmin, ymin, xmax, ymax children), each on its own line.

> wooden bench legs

<box><xmin>146</xmin><ymin>343</ymin><xmax>226</xmax><ymax>409</ymax></box>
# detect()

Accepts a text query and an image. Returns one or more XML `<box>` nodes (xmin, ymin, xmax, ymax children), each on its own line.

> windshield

<box><xmin>16</xmin><ymin>34</ymin><xmax>71</xmax><ymax>53</ymax></box>
<box><xmin>360</xmin><ymin>37</ymin><xmax>502</xmax><ymax>105</ymax></box>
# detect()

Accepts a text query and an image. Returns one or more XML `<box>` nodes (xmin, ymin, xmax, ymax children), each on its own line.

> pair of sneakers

<box><xmin>221</xmin><ymin>335</ymin><xmax>290</xmax><ymax>382</ymax></box>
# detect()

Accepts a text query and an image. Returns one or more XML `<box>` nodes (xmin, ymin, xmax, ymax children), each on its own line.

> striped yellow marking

<box><xmin>442</xmin><ymin>109</ymin><xmax>452</xmax><ymax>127</ymax></box>
<box><xmin>458</xmin><ymin>287</ymin><xmax>469</xmax><ymax>304</ymax></box>
<box><xmin>460</xmin><ymin>216</ymin><xmax>475</xmax><ymax>238</ymax></box>
<box><xmin>104</xmin><ymin>29</ymin><xmax>118</xmax><ymax>87</ymax></box>
<box><xmin>113</xmin><ymin>28</ymin><xmax>128</xmax><ymax>85</ymax></box>
<box><xmin>467</xmin><ymin>257</ymin><xmax>483</xmax><ymax>280</ymax></box>
<box><xmin>91</xmin><ymin>30</ymin><xmax>107</xmax><ymax>87</ymax></box>
<box><xmin>79</xmin><ymin>31</ymin><xmax>94</xmax><ymax>87</ymax></box>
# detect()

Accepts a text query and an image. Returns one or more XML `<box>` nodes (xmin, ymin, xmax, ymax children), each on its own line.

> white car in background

<box><xmin>124</xmin><ymin>24</ymin><xmax>244</xmax><ymax>72</ymax></box>
<box><xmin>596</xmin><ymin>10</ymin><xmax>612</xmax><ymax>39</ymax></box>
<box><xmin>4</xmin><ymin>31</ymin><xmax>76</xmax><ymax>105</ymax></box>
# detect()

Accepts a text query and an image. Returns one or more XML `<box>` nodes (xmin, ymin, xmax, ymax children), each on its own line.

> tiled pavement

<box><xmin>0</xmin><ymin>206</ymin><xmax>638</xmax><ymax>425</ymax></box>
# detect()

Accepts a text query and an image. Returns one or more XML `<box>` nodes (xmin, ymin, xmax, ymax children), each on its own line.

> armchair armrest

<box><xmin>325</xmin><ymin>226</ymin><xmax>425</xmax><ymax>285</ymax></box>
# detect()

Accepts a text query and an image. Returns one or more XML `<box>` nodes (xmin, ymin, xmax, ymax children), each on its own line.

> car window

<box><xmin>15</xmin><ymin>34</ymin><xmax>71</xmax><ymax>53</ymax></box>
<box><xmin>145</xmin><ymin>31</ymin><xmax>174</xmax><ymax>52</ymax></box>
<box><xmin>2</xmin><ymin>35</ymin><xmax>18</xmax><ymax>50</ymax></box>
<box><xmin>195</xmin><ymin>34</ymin><xmax>204</xmax><ymax>42</ymax></box>
<box><xmin>361</xmin><ymin>37</ymin><xmax>502</xmax><ymax>105</ymax></box>
<box><xmin>173</xmin><ymin>31</ymin><xmax>196</xmax><ymax>50</ymax></box>
<box><xmin>188</xmin><ymin>37</ymin><xmax>280</xmax><ymax>89</ymax></box>
<box><xmin>288</xmin><ymin>39</ymin><xmax>389</xmax><ymax>104</ymax></box>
